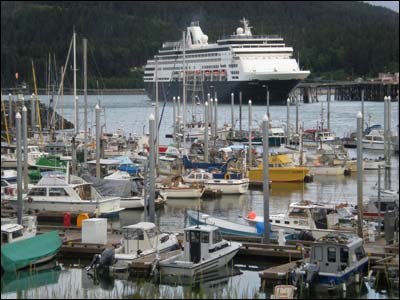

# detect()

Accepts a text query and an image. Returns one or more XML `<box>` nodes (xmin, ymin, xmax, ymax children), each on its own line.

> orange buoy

<box><xmin>247</xmin><ymin>211</ymin><xmax>257</xmax><ymax>220</ymax></box>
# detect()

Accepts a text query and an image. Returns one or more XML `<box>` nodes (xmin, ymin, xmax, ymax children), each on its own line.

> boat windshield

<box><xmin>123</xmin><ymin>228</ymin><xmax>145</xmax><ymax>240</ymax></box>
<box><xmin>212</xmin><ymin>229</ymin><xmax>223</xmax><ymax>244</ymax></box>
<box><xmin>336</xmin><ymin>207</ymin><xmax>353</xmax><ymax>218</ymax></box>
<box><xmin>288</xmin><ymin>208</ymin><xmax>308</xmax><ymax>218</ymax></box>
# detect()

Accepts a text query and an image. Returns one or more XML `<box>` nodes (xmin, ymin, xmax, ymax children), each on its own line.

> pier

<box><xmin>296</xmin><ymin>80</ymin><xmax>399</xmax><ymax>103</ymax></box>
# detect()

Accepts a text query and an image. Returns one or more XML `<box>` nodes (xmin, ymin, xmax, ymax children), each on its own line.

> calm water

<box><xmin>1</xmin><ymin>95</ymin><xmax>399</xmax><ymax>299</ymax></box>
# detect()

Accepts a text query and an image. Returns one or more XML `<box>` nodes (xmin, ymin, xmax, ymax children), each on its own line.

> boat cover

<box><xmin>1</xmin><ymin>231</ymin><xmax>61</xmax><ymax>272</ymax></box>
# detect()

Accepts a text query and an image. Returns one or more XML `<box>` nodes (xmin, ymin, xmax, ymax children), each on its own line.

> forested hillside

<box><xmin>1</xmin><ymin>1</ymin><xmax>398</xmax><ymax>89</ymax></box>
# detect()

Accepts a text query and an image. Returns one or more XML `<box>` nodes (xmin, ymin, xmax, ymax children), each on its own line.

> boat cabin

<box><xmin>183</xmin><ymin>225</ymin><xmax>228</xmax><ymax>263</ymax></box>
<box><xmin>121</xmin><ymin>222</ymin><xmax>169</xmax><ymax>255</ymax></box>
<box><xmin>1</xmin><ymin>224</ymin><xmax>25</xmax><ymax>244</ymax></box>
<box><xmin>310</xmin><ymin>233</ymin><xmax>367</xmax><ymax>274</ymax></box>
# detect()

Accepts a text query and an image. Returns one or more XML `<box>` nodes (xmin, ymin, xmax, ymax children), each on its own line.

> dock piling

<box><xmin>357</xmin><ymin>111</ymin><xmax>364</xmax><ymax>239</ymax></box>
<box><xmin>149</xmin><ymin>113</ymin><xmax>156</xmax><ymax>223</ymax></box>
<box><xmin>22</xmin><ymin>106</ymin><xmax>28</xmax><ymax>192</ymax></box>
<box><xmin>262</xmin><ymin>113</ymin><xmax>270</xmax><ymax>243</ymax></box>
<box><xmin>16</xmin><ymin>112</ymin><xmax>23</xmax><ymax>225</ymax></box>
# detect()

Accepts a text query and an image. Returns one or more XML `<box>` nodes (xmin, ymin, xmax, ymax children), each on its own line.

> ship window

<box><xmin>327</xmin><ymin>247</ymin><xmax>336</xmax><ymax>262</ymax></box>
<box><xmin>49</xmin><ymin>188</ymin><xmax>69</xmax><ymax>197</ymax></box>
<box><xmin>340</xmin><ymin>247</ymin><xmax>349</xmax><ymax>263</ymax></box>
<box><xmin>188</xmin><ymin>174</ymin><xmax>195</xmax><ymax>179</ymax></box>
<box><xmin>213</xmin><ymin>230</ymin><xmax>223</xmax><ymax>244</ymax></box>
<box><xmin>190</xmin><ymin>231</ymin><xmax>200</xmax><ymax>243</ymax></box>
<box><xmin>288</xmin><ymin>208</ymin><xmax>307</xmax><ymax>218</ymax></box>
<box><xmin>355</xmin><ymin>246</ymin><xmax>366</xmax><ymax>261</ymax></box>
<box><xmin>201</xmin><ymin>232</ymin><xmax>209</xmax><ymax>243</ymax></box>
<box><xmin>12</xmin><ymin>230</ymin><xmax>23</xmax><ymax>240</ymax></box>
<box><xmin>28</xmin><ymin>188</ymin><xmax>47</xmax><ymax>196</ymax></box>
<box><xmin>124</xmin><ymin>228</ymin><xmax>144</xmax><ymax>240</ymax></box>
<box><xmin>313</xmin><ymin>246</ymin><xmax>323</xmax><ymax>262</ymax></box>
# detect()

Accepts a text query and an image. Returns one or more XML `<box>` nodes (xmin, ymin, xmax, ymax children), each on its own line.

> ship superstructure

<box><xmin>144</xmin><ymin>18</ymin><xmax>310</xmax><ymax>104</ymax></box>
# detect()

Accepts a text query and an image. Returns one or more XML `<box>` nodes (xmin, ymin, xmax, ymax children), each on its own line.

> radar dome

<box><xmin>236</xmin><ymin>27</ymin><xmax>244</xmax><ymax>35</ymax></box>
<box><xmin>201</xmin><ymin>34</ymin><xmax>208</xmax><ymax>43</ymax></box>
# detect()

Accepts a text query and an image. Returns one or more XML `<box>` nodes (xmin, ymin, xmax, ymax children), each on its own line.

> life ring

<box><xmin>224</xmin><ymin>173</ymin><xmax>231</xmax><ymax>180</ymax></box>
<box><xmin>27</xmin><ymin>197</ymin><xmax>33</xmax><ymax>204</ymax></box>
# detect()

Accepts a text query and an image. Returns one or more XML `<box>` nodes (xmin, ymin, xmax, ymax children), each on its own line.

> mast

<box><xmin>73</xmin><ymin>30</ymin><xmax>78</xmax><ymax>134</ymax></box>
<box><xmin>182</xmin><ymin>30</ymin><xmax>186</xmax><ymax>145</ymax></box>
<box><xmin>83</xmin><ymin>38</ymin><xmax>88</xmax><ymax>163</ymax></box>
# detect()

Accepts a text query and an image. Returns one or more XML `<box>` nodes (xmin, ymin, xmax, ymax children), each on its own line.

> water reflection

<box><xmin>1</xmin><ymin>260</ymin><xmax>61</xmax><ymax>294</ymax></box>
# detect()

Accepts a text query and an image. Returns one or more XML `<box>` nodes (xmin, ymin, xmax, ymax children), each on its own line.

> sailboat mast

<box><xmin>83</xmin><ymin>38</ymin><xmax>88</xmax><ymax>163</ymax></box>
<box><xmin>182</xmin><ymin>30</ymin><xmax>186</xmax><ymax>144</ymax></box>
<box><xmin>73</xmin><ymin>30</ymin><xmax>78</xmax><ymax>134</ymax></box>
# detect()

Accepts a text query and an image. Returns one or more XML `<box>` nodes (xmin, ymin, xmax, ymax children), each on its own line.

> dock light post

<box><xmin>210</xmin><ymin>98</ymin><xmax>214</xmax><ymax>144</ymax></box>
<box><xmin>286</xmin><ymin>98</ymin><xmax>290</xmax><ymax>145</ymax></box>
<box><xmin>327</xmin><ymin>88</ymin><xmax>331</xmax><ymax>130</ymax></box>
<box><xmin>262</xmin><ymin>113</ymin><xmax>270</xmax><ymax>244</ymax></box>
<box><xmin>83</xmin><ymin>38</ymin><xmax>88</xmax><ymax>164</ymax></box>
<box><xmin>248</xmin><ymin>100</ymin><xmax>252</xmax><ymax>168</ymax></box>
<box><xmin>95</xmin><ymin>104</ymin><xmax>101</xmax><ymax>179</ymax></box>
<box><xmin>16</xmin><ymin>112</ymin><xmax>23</xmax><ymax>225</ymax></box>
<box><xmin>204</xmin><ymin>102</ymin><xmax>209</xmax><ymax>162</ymax></box>
<box><xmin>295</xmin><ymin>95</ymin><xmax>299</xmax><ymax>135</ymax></box>
<box><xmin>22</xmin><ymin>106</ymin><xmax>28</xmax><ymax>192</ymax></box>
<box><xmin>148</xmin><ymin>113</ymin><xmax>156</xmax><ymax>223</ymax></box>
<box><xmin>356</xmin><ymin>111</ymin><xmax>364</xmax><ymax>239</ymax></box>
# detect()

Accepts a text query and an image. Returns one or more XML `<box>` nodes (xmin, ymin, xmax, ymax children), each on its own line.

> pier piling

<box><xmin>357</xmin><ymin>111</ymin><xmax>364</xmax><ymax>239</ymax></box>
<box><xmin>16</xmin><ymin>112</ymin><xmax>23</xmax><ymax>225</ymax></box>
<box><xmin>262</xmin><ymin>113</ymin><xmax>270</xmax><ymax>243</ymax></box>
<box><xmin>22</xmin><ymin>106</ymin><xmax>28</xmax><ymax>192</ymax></box>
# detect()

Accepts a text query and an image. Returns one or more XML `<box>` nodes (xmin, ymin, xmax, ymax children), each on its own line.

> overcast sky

<box><xmin>365</xmin><ymin>1</ymin><xmax>399</xmax><ymax>12</ymax></box>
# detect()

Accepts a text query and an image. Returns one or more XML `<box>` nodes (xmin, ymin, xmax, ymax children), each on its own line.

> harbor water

<box><xmin>1</xmin><ymin>95</ymin><xmax>399</xmax><ymax>299</ymax></box>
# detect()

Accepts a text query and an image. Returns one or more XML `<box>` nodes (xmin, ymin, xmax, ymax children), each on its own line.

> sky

<box><xmin>365</xmin><ymin>1</ymin><xmax>399</xmax><ymax>12</ymax></box>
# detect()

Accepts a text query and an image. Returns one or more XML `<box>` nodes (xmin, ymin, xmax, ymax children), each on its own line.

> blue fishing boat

<box><xmin>292</xmin><ymin>233</ymin><xmax>368</xmax><ymax>291</ymax></box>
<box><xmin>186</xmin><ymin>209</ymin><xmax>275</xmax><ymax>238</ymax></box>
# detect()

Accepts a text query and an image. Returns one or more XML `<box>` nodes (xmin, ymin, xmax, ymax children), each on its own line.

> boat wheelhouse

<box><xmin>158</xmin><ymin>225</ymin><xmax>241</xmax><ymax>277</ymax></box>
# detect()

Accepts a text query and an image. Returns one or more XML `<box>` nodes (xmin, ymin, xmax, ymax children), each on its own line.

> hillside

<box><xmin>1</xmin><ymin>1</ymin><xmax>399</xmax><ymax>89</ymax></box>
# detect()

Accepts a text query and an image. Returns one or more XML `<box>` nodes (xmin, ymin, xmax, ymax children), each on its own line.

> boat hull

<box><xmin>205</xmin><ymin>179</ymin><xmax>249</xmax><ymax>194</ymax></box>
<box><xmin>248</xmin><ymin>167</ymin><xmax>309</xmax><ymax>182</ymax></box>
<box><xmin>145</xmin><ymin>79</ymin><xmax>301</xmax><ymax>105</ymax></box>
<box><xmin>7</xmin><ymin>197</ymin><xmax>124</xmax><ymax>216</ymax></box>
<box><xmin>159</xmin><ymin>243</ymin><xmax>241</xmax><ymax>277</ymax></box>
<box><xmin>158</xmin><ymin>187</ymin><xmax>204</xmax><ymax>199</ymax></box>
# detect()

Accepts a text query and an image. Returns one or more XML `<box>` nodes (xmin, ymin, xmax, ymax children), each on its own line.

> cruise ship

<box><xmin>144</xmin><ymin>18</ymin><xmax>310</xmax><ymax>105</ymax></box>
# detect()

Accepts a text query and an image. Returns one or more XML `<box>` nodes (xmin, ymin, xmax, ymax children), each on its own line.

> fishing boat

<box><xmin>6</xmin><ymin>174</ymin><xmax>124</xmax><ymax>217</ymax></box>
<box><xmin>291</xmin><ymin>233</ymin><xmax>368</xmax><ymax>291</ymax></box>
<box><xmin>245</xmin><ymin>200</ymin><xmax>360</xmax><ymax>239</ymax></box>
<box><xmin>353</xmin><ymin>189</ymin><xmax>399</xmax><ymax>219</ymax></box>
<box><xmin>156</xmin><ymin>175</ymin><xmax>205</xmax><ymax>199</ymax></box>
<box><xmin>186</xmin><ymin>209</ymin><xmax>267</xmax><ymax>238</ymax></box>
<box><xmin>158</xmin><ymin>224</ymin><xmax>241</xmax><ymax>277</ymax></box>
<box><xmin>1</xmin><ymin>230</ymin><xmax>61</xmax><ymax>272</ymax></box>
<box><xmin>362</xmin><ymin>129</ymin><xmax>385</xmax><ymax>150</ymax></box>
<box><xmin>87</xmin><ymin>222</ymin><xmax>179</xmax><ymax>272</ymax></box>
<box><xmin>248</xmin><ymin>153</ymin><xmax>310</xmax><ymax>182</ymax></box>
<box><xmin>183</xmin><ymin>169</ymin><xmax>249</xmax><ymax>194</ymax></box>
<box><xmin>363</xmin><ymin>157</ymin><xmax>386</xmax><ymax>170</ymax></box>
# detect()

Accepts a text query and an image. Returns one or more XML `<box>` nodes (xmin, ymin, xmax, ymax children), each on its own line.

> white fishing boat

<box><xmin>1</xmin><ymin>215</ymin><xmax>37</xmax><ymax>243</ymax></box>
<box><xmin>6</xmin><ymin>174</ymin><xmax>124</xmax><ymax>217</ymax></box>
<box><xmin>104</xmin><ymin>222</ymin><xmax>180</xmax><ymax>272</ymax></box>
<box><xmin>158</xmin><ymin>225</ymin><xmax>241</xmax><ymax>277</ymax></box>
<box><xmin>245</xmin><ymin>200</ymin><xmax>360</xmax><ymax>239</ymax></box>
<box><xmin>183</xmin><ymin>169</ymin><xmax>249</xmax><ymax>194</ymax></box>
<box><xmin>362</xmin><ymin>129</ymin><xmax>385</xmax><ymax>150</ymax></box>
<box><xmin>363</xmin><ymin>157</ymin><xmax>386</xmax><ymax>170</ymax></box>
<box><xmin>156</xmin><ymin>183</ymin><xmax>205</xmax><ymax>199</ymax></box>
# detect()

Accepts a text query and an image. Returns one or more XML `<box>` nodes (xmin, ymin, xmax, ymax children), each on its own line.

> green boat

<box><xmin>1</xmin><ymin>231</ymin><xmax>61</xmax><ymax>272</ymax></box>
<box><xmin>29</xmin><ymin>156</ymin><xmax>67</xmax><ymax>181</ymax></box>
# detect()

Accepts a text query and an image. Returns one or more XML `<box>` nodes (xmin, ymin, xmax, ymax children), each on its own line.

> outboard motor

<box><xmin>86</xmin><ymin>248</ymin><xmax>115</xmax><ymax>271</ymax></box>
